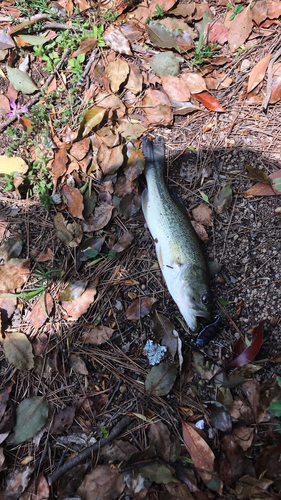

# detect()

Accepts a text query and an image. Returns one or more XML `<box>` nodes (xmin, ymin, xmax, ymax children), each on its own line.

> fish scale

<box><xmin>142</xmin><ymin>136</ymin><xmax>211</xmax><ymax>332</ymax></box>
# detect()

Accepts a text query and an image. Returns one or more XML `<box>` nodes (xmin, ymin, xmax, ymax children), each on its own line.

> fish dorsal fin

<box><xmin>169</xmin><ymin>190</ymin><xmax>189</xmax><ymax>218</ymax></box>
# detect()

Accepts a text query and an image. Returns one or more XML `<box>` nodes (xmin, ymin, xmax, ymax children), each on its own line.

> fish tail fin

<box><xmin>142</xmin><ymin>136</ymin><xmax>165</xmax><ymax>173</ymax></box>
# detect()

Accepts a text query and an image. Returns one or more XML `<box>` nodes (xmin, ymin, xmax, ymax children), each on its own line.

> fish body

<box><xmin>142</xmin><ymin>136</ymin><xmax>211</xmax><ymax>331</ymax></box>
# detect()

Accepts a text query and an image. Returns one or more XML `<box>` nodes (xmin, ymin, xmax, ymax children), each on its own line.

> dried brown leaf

<box><xmin>114</xmin><ymin>176</ymin><xmax>136</xmax><ymax>197</ymax></box>
<box><xmin>29</xmin><ymin>292</ymin><xmax>54</xmax><ymax>334</ymax></box>
<box><xmin>82</xmin><ymin>325</ymin><xmax>114</xmax><ymax>345</ymax></box>
<box><xmin>142</xmin><ymin>88</ymin><xmax>172</xmax><ymax>125</ymax></box>
<box><xmin>126</xmin><ymin>296</ymin><xmax>158</xmax><ymax>321</ymax></box>
<box><xmin>251</xmin><ymin>0</ymin><xmax>267</xmax><ymax>25</ymax></box>
<box><xmin>81</xmin><ymin>205</ymin><xmax>114</xmax><ymax>232</ymax></box>
<box><xmin>182</xmin><ymin>421</ymin><xmax>223</xmax><ymax>493</ymax></box>
<box><xmin>191</xmin><ymin>220</ymin><xmax>209</xmax><ymax>244</ymax></box>
<box><xmin>0</xmin><ymin>258</ymin><xmax>30</xmax><ymax>292</ymax></box>
<box><xmin>181</xmin><ymin>72</ymin><xmax>207</xmax><ymax>93</ymax></box>
<box><xmin>193</xmin><ymin>2</ymin><xmax>209</xmax><ymax>20</ymax></box>
<box><xmin>113</xmin><ymin>232</ymin><xmax>134</xmax><ymax>253</ymax></box>
<box><xmin>192</xmin><ymin>203</ymin><xmax>213</xmax><ymax>226</ymax></box>
<box><xmin>103</xmin><ymin>27</ymin><xmax>132</xmax><ymax>55</ymax></box>
<box><xmin>244</xmin><ymin>168</ymin><xmax>281</xmax><ymax>196</ymax></box>
<box><xmin>124</xmin><ymin>149</ymin><xmax>145</xmax><ymax>182</ymax></box>
<box><xmin>267</xmin><ymin>0</ymin><xmax>281</xmax><ymax>19</ymax></box>
<box><xmin>61</xmin><ymin>186</ymin><xmax>84</xmax><ymax>220</ymax></box>
<box><xmin>61</xmin><ymin>277</ymin><xmax>98</xmax><ymax>319</ymax></box>
<box><xmin>228</xmin><ymin>5</ymin><xmax>253</xmax><ymax>51</ymax></box>
<box><xmin>30</xmin><ymin>247</ymin><xmax>53</xmax><ymax>262</ymax></box>
<box><xmin>247</xmin><ymin>53</ymin><xmax>272</xmax><ymax>93</ymax></box>
<box><xmin>50</xmin><ymin>405</ymin><xmax>75</xmax><ymax>435</ymax></box>
<box><xmin>95</xmin><ymin>92</ymin><xmax>126</xmax><ymax>117</ymax></box>
<box><xmin>69</xmin><ymin>353</ymin><xmax>89</xmax><ymax>375</ymax></box>
<box><xmin>52</xmin><ymin>144</ymin><xmax>67</xmax><ymax>189</ymax></box>
<box><xmin>119</xmin><ymin>192</ymin><xmax>142</xmax><ymax>219</ymax></box>
<box><xmin>72</xmin><ymin>36</ymin><xmax>97</xmax><ymax>57</ymax></box>
<box><xmin>170</xmin><ymin>2</ymin><xmax>195</xmax><ymax>17</ymax></box>
<box><xmin>54</xmin><ymin>213</ymin><xmax>83</xmax><ymax>247</ymax></box>
<box><xmin>105</xmin><ymin>59</ymin><xmax>130</xmax><ymax>93</ymax></box>
<box><xmin>0</xmin><ymin>385</ymin><xmax>12</xmax><ymax>421</ymax></box>
<box><xmin>97</xmin><ymin>143</ymin><xmax>123</xmax><ymax>175</ymax></box>
<box><xmin>270</xmin><ymin>61</ymin><xmax>281</xmax><ymax>103</ymax></box>
<box><xmin>232</xmin><ymin>427</ymin><xmax>254</xmax><ymax>451</ymax></box>
<box><xmin>161</xmin><ymin>75</ymin><xmax>190</xmax><ymax>101</ymax></box>
<box><xmin>120</xmin><ymin>19</ymin><xmax>145</xmax><ymax>42</ymax></box>
<box><xmin>70</xmin><ymin>137</ymin><xmax>90</xmax><ymax>161</ymax></box>
<box><xmin>78</xmin><ymin>465</ymin><xmax>125</xmax><ymax>500</ymax></box>
<box><xmin>125</xmin><ymin>63</ymin><xmax>143</xmax><ymax>94</ymax></box>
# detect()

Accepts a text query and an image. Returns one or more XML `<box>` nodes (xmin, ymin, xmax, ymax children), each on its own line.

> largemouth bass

<box><xmin>142</xmin><ymin>136</ymin><xmax>211</xmax><ymax>332</ymax></box>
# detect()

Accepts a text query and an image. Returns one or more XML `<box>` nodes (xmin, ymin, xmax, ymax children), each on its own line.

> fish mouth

<box><xmin>190</xmin><ymin>301</ymin><xmax>211</xmax><ymax>320</ymax></box>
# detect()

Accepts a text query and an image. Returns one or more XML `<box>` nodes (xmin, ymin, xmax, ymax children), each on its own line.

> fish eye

<box><xmin>202</xmin><ymin>294</ymin><xmax>209</xmax><ymax>305</ymax></box>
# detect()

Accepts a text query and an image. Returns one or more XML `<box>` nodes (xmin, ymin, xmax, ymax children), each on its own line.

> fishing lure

<box><xmin>195</xmin><ymin>316</ymin><xmax>221</xmax><ymax>347</ymax></box>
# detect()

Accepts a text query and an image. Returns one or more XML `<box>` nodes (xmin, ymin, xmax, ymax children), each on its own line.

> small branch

<box><xmin>40</xmin><ymin>21</ymin><xmax>92</xmax><ymax>33</ymax></box>
<box><xmin>262</xmin><ymin>44</ymin><xmax>281</xmax><ymax>111</ymax></box>
<box><xmin>0</xmin><ymin>46</ymin><xmax>70</xmax><ymax>133</ymax></box>
<box><xmin>47</xmin><ymin>415</ymin><xmax>132</xmax><ymax>486</ymax></box>
<box><xmin>77</xmin><ymin>48</ymin><xmax>98</xmax><ymax>87</ymax></box>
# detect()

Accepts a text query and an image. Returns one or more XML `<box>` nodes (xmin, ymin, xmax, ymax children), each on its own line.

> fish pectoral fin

<box><xmin>142</xmin><ymin>188</ymin><xmax>149</xmax><ymax>219</ymax></box>
<box><xmin>156</xmin><ymin>242</ymin><xmax>164</xmax><ymax>269</ymax></box>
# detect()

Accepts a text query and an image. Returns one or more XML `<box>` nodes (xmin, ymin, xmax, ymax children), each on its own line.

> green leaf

<box><xmin>200</xmin><ymin>191</ymin><xmax>209</xmax><ymax>203</ymax></box>
<box><xmin>196</xmin><ymin>11</ymin><xmax>212</xmax><ymax>55</ymax></box>
<box><xmin>84</xmin><ymin>248</ymin><xmax>99</xmax><ymax>258</ymax></box>
<box><xmin>10</xmin><ymin>396</ymin><xmax>49</xmax><ymax>444</ymax></box>
<box><xmin>145</xmin><ymin>362</ymin><xmax>177</xmax><ymax>396</ymax></box>
<box><xmin>273</xmin><ymin>176</ymin><xmax>281</xmax><ymax>192</ymax></box>
<box><xmin>132</xmin><ymin>413</ymin><xmax>154</xmax><ymax>423</ymax></box>
<box><xmin>145</xmin><ymin>21</ymin><xmax>180</xmax><ymax>51</ymax></box>
<box><xmin>277</xmin><ymin>376</ymin><xmax>281</xmax><ymax>388</ymax></box>
<box><xmin>234</xmin><ymin>4</ymin><xmax>244</xmax><ymax>14</ymax></box>
<box><xmin>218</xmin><ymin>298</ymin><xmax>234</xmax><ymax>305</ymax></box>
<box><xmin>6</xmin><ymin>66</ymin><xmax>38</xmax><ymax>94</ymax></box>
<box><xmin>17</xmin><ymin>35</ymin><xmax>49</xmax><ymax>46</ymax></box>
<box><xmin>108</xmin><ymin>250</ymin><xmax>116</xmax><ymax>259</ymax></box>
<box><xmin>149</xmin><ymin>51</ymin><xmax>180</xmax><ymax>76</ymax></box>
<box><xmin>268</xmin><ymin>400</ymin><xmax>281</xmax><ymax>417</ymax></box>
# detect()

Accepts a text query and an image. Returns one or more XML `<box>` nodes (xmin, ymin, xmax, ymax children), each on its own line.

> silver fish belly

<box><xmin>142</xmin><ymin>136</ymin><xmax>211</xmax><ymax>332</ymax></box>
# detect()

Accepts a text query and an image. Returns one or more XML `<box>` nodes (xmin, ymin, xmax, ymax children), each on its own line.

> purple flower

<box><xmin>6</xmin><ymin>100</ymin><xmax>29</xmax><ymax>122</ymax></box>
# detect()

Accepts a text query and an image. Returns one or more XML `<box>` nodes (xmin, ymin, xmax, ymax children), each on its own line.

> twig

<box><xmin>41</xmin><ymin>21</ymin><xmax>92</xmax><ymax>33</ymax></box>
<box><xmin>263</xmin><ymin>44</ymin><xmax>281</xmax><ymax>111</ymax></box>
<box><xmin>47</xmin><ymin>415</ymin><xmax>131</xmax><ymax>485</ymax></box>
<box><xmin>0</xmin><ymin>46</ymin><xmax>70</xmax><ymax>133</ymax></box>
<box><xmin>77</xmin><ymin>48</ymin><xmax>98</xmax><ymax>87</ymax></box>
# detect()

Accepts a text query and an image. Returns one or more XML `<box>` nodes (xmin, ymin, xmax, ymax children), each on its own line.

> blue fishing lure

<box><xmin>195</xmin><ymin>316</ymin><xmax>221</xmax><ymax>347</ymax></box>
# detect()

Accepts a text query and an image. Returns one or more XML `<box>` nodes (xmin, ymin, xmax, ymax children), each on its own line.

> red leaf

<box><xmin>182</xmin><ymin>420</ymin><xmax>223</xmax><ymax>494</ymax></box>
<box><xmin>191</xmin><ymin>92</ymin><xmax>225</xmax><ymax>112</ymax></box>
<box><xmin>223</xmin><ymin>319</ymin><xmax>266</xmax><ymax>368</ymax></box>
